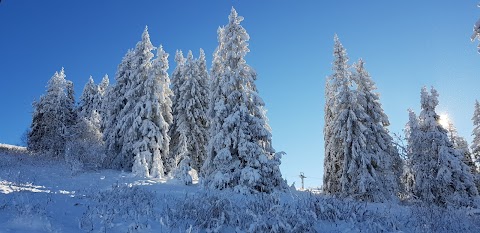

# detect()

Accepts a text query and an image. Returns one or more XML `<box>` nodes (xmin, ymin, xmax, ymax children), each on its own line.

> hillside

<box><xmin>1</xmin><ymin>147</ymin><xmax>480</xmax><ymax>233</ymax></box>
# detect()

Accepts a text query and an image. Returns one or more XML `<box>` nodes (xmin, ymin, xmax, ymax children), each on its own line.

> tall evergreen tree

<box><xmin>472</xmin><ymin>100</ymin><xmax>480</xmax><ymax>172</ymax></box>
<box><xmin>351</xmin><ymin>59</ymin><xmax>401</xmax><ymax>201</ymax></box>
<box><xmin>202</xmin><ymin>8</ymin><xmax>286</xmax><ymax>194</ymax></box>
<box><xmin>408</xmin><ymin>87</ymin><xmax>478</xmax><ymax>207</ymax></box>
<box><xmin>28</xmin><ymin>68</ymin><xmax>76</xmax><ymax>158</ymax></box>
<box><xmin>169</xmin><ymin>50</ymin><xmax>186</xmax><ymax>172</ymax></box>
<box><xmin>402</xmin><ymin>109</ymin><xmax>420</xmax><ymax>197</ymax></box>
<box><xmin>323</xmin><ymin>35</ymin><xmax>351</xmax><ymax>195</ymax></box>
<box><xmin>103</xmin><ymin>49</ymin><xmax>135</xmax><ymax>169</ymax></box>
<box><xmin>174</xmin><ymin>50</ymin><xmax>210</xmax><ymax>173</ymax></box>
<box><xmin>78</xmin><ymin>76</ymin><xmax>99</xmax><ymax>119</ymax></box>
<box><xmin>96</xmin><ymin>74</ymin><xmax>110</xmax><ymax>124</ymax></box>
<box><xmin>115</xmin><ymin>26</ymin><xmax>158</xmax><ymax>175</ymax></box>
<box><xmin>127</xmin><ymin>43</ymin><xmax>169</xmax><ymax>178</ymax></box>
<box><xmin>156</xmin><ymin>46</ymin><xmax>173</xmax><ymax>168</ymax></box>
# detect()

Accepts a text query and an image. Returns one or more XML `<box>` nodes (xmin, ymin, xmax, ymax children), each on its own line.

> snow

<box><xmin>2</xmin><ymin>149</ymin><xmax>480</xmax><ymax>232</ymax></box>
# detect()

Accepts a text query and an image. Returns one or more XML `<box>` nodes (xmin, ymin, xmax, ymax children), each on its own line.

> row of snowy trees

<box><xmin>27</xmin><ymin>8</ymin><xmax>286</xmax><ymax>194</ymax></box>
<box><xmin>324</xmin><ymin>36</ymin><xmax>480</xmax><ymax>207</ymax></box>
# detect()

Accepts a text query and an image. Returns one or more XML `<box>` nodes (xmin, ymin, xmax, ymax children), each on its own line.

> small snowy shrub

<box><xmin>408</xmin><ymin>205</ymin><xmax>480</xmax><ymax>233</ymax></box>
<box><xmin>6</xmin><ymin>193</ymin><xmax>56</xmax><ymax>232</ymax></box>
<box><xmin>162</xmin><ymin>191</ymin><xmax>317</xmax><ymax>232</ymax></box>
<box><xmin>81</xmin><ymin>183</ymin><xmax>157</xmax><ymax>232</ymax></box>
<box><xmin>65</xmin><ymin>116</ymin><xmax>105</xmax><ymax>174</ymax></box>
<box><xmin>173</xmin><ymin>156</ymin><xmax>193</xmax><ymax>185</ymax></box>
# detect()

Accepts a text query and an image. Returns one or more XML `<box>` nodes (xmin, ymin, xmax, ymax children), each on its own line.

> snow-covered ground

<box><xmin>1</xmin><ymin>149</ymin><xmax>480</xmax><ymax>233</ymax></box>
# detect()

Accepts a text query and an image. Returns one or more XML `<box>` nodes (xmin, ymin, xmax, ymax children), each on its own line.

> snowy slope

<box><xmin>1</xmin><ymin>149</ymin><xmax>480</xmax><ymax>233</ymax></box>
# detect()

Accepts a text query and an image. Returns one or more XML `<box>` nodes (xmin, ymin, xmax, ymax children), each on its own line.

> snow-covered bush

<box><xmin>1</xmin><ymin>192</ymin><xmax>57</xmax><ymax>232</ymax></box>
<box><xmin>80</xmin><ymin>183</ymin><xmax>157</xmax><ymax>232</ymax></box>
<box><xmin>409</xmin><ymin>204</ymin><xmax>480</xmax><ymax>233</ymax></box>
<box><xmin>172</xmin><ymin>133</ymin><xmax>193</xmax><ymax>185</ymax></box>
<box><xmin>162</xmin><ymin>191</ymin><xmax>318</xmax><ymax>232</ymax></box>
<box><xmin>65</xmin><ymin>114</ymin><xmax>105</xmax><ymax>174</ymax></box>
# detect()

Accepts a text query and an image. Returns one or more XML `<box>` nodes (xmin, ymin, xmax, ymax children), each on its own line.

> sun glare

<box><xmin>439</xmin><ymin>113</ymin><xmax>450</xmax><ymax>129</ymax></box>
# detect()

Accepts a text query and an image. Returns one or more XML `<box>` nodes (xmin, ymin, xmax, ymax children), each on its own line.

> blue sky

<box><xmin>1</xmin><ymin>0</ymin><xmax>479</xmax><ymax>188</ymax></box>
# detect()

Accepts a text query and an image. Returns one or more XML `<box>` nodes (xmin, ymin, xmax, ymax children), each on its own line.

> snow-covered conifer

<box><xmin>445</xmin><ymin>121</ymin><xmax>476</xmax><ymax>172</ymax></box>
<box><xmin>28</xmin><ymin>68</ymin><xmax>76</xmax><ymax>158</ymax></box>
<box><xmin>402</xmin><ymin>109</ymin><xmax>420</xmax><ymax>197</ymax></box>
<box><xmin>323</xmin><ymin>40</ymin><xmax>400</xmax><ymax>202</ymax></box>
<box><xmin>96</xmin><ymin>74</ymin><xmax>109</xmax><ymax>123</ymax></box>
<box><xmin>103</xmin><ymin>50</ymin><xmax>135</xmax><ymax>169</ymax></box>
<box><xmin>117</xmin><ymin>27</ymin><xmax>168</xmax><ymax>177</ymax></box>
<box><xmin>78</xmin><ymin>76</ymin><xmax>99</xmax><ymax>118</ymax></box>
<box><xmin>98</xmin><ymin>74</ymin><xmax>109</xmax><ymax>97</ymax></box>
<box><xmin>173</xmin><ymin>131</ymin><xmax>193</xmax><ymax>185</ymax></box>
<box><xmin>472</xmin><ymin>100</ymin><xmax>480</xmax><ymax>172</ymax></box>
<box><xmin>202</xmin><ymin>8</ymin><xmax>286</xmax><ymax>194</ymax></box>
<box><xmin>147</xmin><ymin>45</ymin><xmax>171</xmax><ymax>178</ymax></box>
<box><xmin>169</xmin><ymin>50</ymin><xmax>186</xmax><ymax>171</ymax></box>
<box><xmin>173</xmin><ymin>50</ymin><xmax>210</xmax><ymax>173</ymax></box>
<box><xmin>323</xmin><ymin>35</ymin><xmax>351</xmax><ymax>195</ymax></box>
<box><xmin>104</xmin><ymin>27</ymin><xmax>170</xmax><ymax>177</ymax></box>
<box><xmin>408</xmin><ymin>87</ymin><xmax>478</xmax><ymax>207</ymax></box>
<box><xmin>351</xmin><ymin>59</ymin><xmax>401</xmax><ymax>201</ymax></box>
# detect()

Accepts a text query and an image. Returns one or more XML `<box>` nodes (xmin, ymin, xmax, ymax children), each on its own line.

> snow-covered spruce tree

<box><xmin>323</xmin><ymin>38</ymin><xmax>399</xmax><ymax>202</ymax></box>
<box><xmin>323</xmin><ymin>35</ymin><xmax>351</xmax><ymax>195</ymax></box>
<box><xmin>402</xmin><ymin>109</ymin><xmax>420</xmax><ymax>198</ymax></box>
<box><xmin>409</xmin><ymin>87</ymin><xmax>478</xmax><ymax>207</ymax></box>
<box><xmin>173</xmin><ymin>130</ymin><xmax>193</xmax><ymax>185</ymax></box>
<box><xmin>96</xmin><ymin>74</ymin><xmax>110</xmax><ymax>125</ymax></box>
<box><xmin>472</xmin><ymin>100</ymin><xmax>480</xmax><ymax>173</ymax></box>
<box><xmin>445</xmin><ymin>121</ymin><xmax>476</xmax><ymax>172</ymax></box>
<box><xmin>144</xmin><ymin>44</ymin><xmax>171</xmax><ymax>178</ymax></box>
<box><xmin>350</xmin><ymin>59</ymin><xmax>401</xmax><ymax>201</ymax></box>
<box><xmin>158</xmin><ymin>47</ymin><xmax>174</xmax><ymax>172</ymax></box>
<box><xmin>174</xmin><ymin>50</ymin><xmax>209</xmax><ymax>173</ymax></box>
<box><xmin>28</xmin><ymin>68</ymin><xmax>76</xmax><ymax>158</ymax></box>
<box><xmin>78</xmin><ymin>76</ymin><xmax>99</xmax><ymax>118</ymax></box>
<box><xmin>117</xmin><ymin>27</ymin><xmax>169</xmax><ymax>177</ymax></box>
<box><xmin>202</xmin><ymin>8</ymin><xmax>286</xmax><ymax>194</ymax></box>
<box><xmin>169</xmin><ymin>50</ymin><xmax>186</xmax><ymax>172</ymax></box>
<box><xmin>98</xmin><ymin>74</ymin><xmax>109</xmax><ymax>97</ymax></box>
<box><xmin>103</xmin><ymin>49</ymin><xmax>135</xmax><ymax>170</ymax></box>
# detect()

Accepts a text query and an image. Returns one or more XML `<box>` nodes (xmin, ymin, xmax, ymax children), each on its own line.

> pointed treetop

<box><xmin>101</xmin><ymin>74</ymin><xmax>109</xmax><ymax>83</ymax></box>
<box><xmin>187</xmin><ymin>50</ymin><xmax>194</xmax><ymax>62</ymax></box>
<box><xmin>332</xmin><ymin>34</ymin><xmax>348</xmax><ymax>68</ymax></box>
<box><xmin>175</xmin><ymin>50</ymin><xmax>185</xmax><ymax>64</ymax></box>
<box><xmin>88</xmin><ymin>76</ymin><xmax>94</xmax><ymax>84</ymax></box>
<box><xmin>199</xmin><ymin>48</ymin><xmax>206</xmax><ymax>60</ymax></box>
<box><xmin>334</xmin><ymin>34</ymin><xmax>343</xmax><ymax>47</ymax></box>
<box><xmin>142</xmin><ymin>26</ymin><xmax>151</xmax><ymax>44</ymax></box>
<box><xmin>139</xmin><ymin>25</ymin><xmax>153</xmax><ymax>51</ymax></box>
<box><xmin>154</xmin><ymin>44</ymin><xmax>169</xmax><ymax>71</ymax></box>
<box><xmin>143</xmin><ymin>25</ymin><xmax>149</xmax><ymax>35</ymax></box>
<box><xmin>229</xmin><ymin>7</ymin><xmax>244</xmax><ymax>24</ymax></box>
<box><xmin>420</xmin><ymin>86</ymin><xmax>439</xmax><ymax>111</ymax></box>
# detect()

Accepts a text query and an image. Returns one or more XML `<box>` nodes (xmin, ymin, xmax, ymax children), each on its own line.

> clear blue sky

<box><xmin>1</xmin><ymin>0</ymin><xmax>479</xmax><ymax>188</ymax></box>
